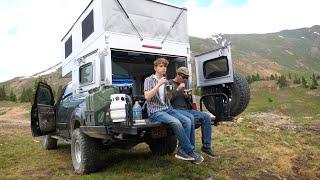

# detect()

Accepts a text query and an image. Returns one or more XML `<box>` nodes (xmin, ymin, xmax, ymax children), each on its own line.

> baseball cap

<box><xmin>176</xmin><ymin>67</ymin><xmax>189</xmax><ymax>76</ymax></box>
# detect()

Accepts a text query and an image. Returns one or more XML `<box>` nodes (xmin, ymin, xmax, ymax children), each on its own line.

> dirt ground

<box><xmin>0</xmin><ymin>107</ymin><xmax>30</xmax><ymax>136</ymax></box>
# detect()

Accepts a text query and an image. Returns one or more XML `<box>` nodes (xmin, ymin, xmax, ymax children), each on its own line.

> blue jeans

<box><xmin>174</xmin><ymin>110</ymin><xmax>195</xmax><ymax>151</ymax></box>
<box><xmin>176</xmin><ymin>109</ymin><xmax>212</xmax><ymax>149</ymax></box>
<box><xmin>149</xmin><ymin>108</ymin><xmax>194</xmax><ymax>154</ymax></box>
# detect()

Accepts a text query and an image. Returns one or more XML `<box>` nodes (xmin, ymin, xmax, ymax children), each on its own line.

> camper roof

<box><xmin>61</xmin><ymin>0</ymin><xmax>187</xmax><ymax>42</ymax></box>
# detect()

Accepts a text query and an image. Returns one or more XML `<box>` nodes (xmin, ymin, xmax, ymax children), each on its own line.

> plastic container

<box><xmin>132</xmin><ymin>101</ymin><xmax>142</xmax><ymax>120</ymax></box>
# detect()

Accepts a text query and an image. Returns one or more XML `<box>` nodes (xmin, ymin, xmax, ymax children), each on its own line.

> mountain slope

<box><xmin>190</xmin><ymin>25</ymin><xmax>320</xmax><ymax>77</ymax></box>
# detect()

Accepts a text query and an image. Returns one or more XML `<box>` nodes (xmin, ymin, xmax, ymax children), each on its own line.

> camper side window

<box><xmin>79</xmin><ymin>63</ymin><xmax>93</xmax><ymax>85</ymax></box>
<box><xmin>82</xmin><ymin>10</ymin><xmax>94</xmax><ymax>42</ymax></box>
<box><xmin>65</xmin><ymin>36</ymin><xmax>72</xmax><ymax>58</ymax></box>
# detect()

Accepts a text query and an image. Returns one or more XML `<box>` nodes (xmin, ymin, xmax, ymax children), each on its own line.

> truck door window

<box><xmin>37</xmin><ymin>88</ymin><xmax>53</xmax><ymax>105</ymax></box>
<box><xmin>79</xmin><ymin>62</ymin><xmax>93</xmax><ymax>85</ymax></box>
<box><xmin>62</xmin><ymin>84</ymin><xmax>73</xmax><ymax>99</ymax></box>
<box><xmin>203</xmin><ymin>56</ymin><xmax>229</xmax><ymax>79</ymax></box>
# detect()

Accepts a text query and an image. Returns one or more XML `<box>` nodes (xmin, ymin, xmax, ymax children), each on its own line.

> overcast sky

<box><xmin>0</xmin><ymin>0</ymin><xmax>319</xmax><ymax>83</ymax></box>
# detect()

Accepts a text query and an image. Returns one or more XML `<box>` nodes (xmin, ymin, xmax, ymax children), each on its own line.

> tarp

<box><xmin>101</xmin><ymin>0</ymin><xmax>188</xmax><ymax>43</ymax></box>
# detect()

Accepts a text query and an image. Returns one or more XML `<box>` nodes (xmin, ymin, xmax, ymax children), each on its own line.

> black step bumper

<box><xmin>80</xmin><ymin>119</ymin><xmax>163</xmax><ymax>139</ymax></box>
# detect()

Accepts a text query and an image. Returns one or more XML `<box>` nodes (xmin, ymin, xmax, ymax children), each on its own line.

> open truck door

<box><xmin>195</xmin><ymin>46</ymin><xmax>250</xmax><ymax>125</ymax></box>
<box><xmin>31</xmin><ymin>82</ymin><xmax>56</xmax><ymax>137</ymax></box>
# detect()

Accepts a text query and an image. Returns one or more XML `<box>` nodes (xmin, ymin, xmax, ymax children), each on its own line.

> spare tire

<box><xmin>201</xmin><ymin>71</ymin><xmax>250</xmax><ymax>117</ymax></box>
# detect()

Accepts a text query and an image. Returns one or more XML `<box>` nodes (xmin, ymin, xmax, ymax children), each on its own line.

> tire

<box><xmin>42</xmin><ymin>135</ymin><xmax>57</xmax><ymax>150</ymax></box>
<box><xmin>71</xmin><ymin>129</ymin><xmax>102</xmax><ymax>174</ymax></box>
<box><xmin>148</xmin><ymin>135</ymin><xmax>177</xmax><ymax>156</ymax></box>
<box><xmin>202</xmin><ymin>71</ymin><xmax>250</xmax><ymax>117</ymax></box>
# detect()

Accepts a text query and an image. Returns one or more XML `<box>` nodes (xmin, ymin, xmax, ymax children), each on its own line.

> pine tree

<box><xmin>310</xmin><ymin>73</ymin><xmax>318</xmax><ymax>89</ymax></box>
<box><xmin>20</xmin><ymin>88</ymin><xmax>28</xmax><ymax>102</ymax></box>
<box><xmin>312</xmin><ymin>73</ymin><xmax>318</xmax><ymax>86</ymax></box>
<box><xmin>0</xmin><ymin>86</ymin><xmax>7</xmax><ymax>101</ymax></box>
<box><xmin>301</xmin><ymin>76</ymin><xmax>308</xmax><ymax>88</ymax></box>
<box><xmin>270</xmin><ymin>74</ymin><xmax>275</xmax><ymax>80</ymax></box>
<box><xmin>277</xmin><ymin>75</ymin><xmax>287</xmax><ymax>88</ymax></box>
<box><xmin>246</xmin><ymin>75</ymin><xmax>252</xmax><ymax>84</ymax></box>
<box><xmin>25</xmin><ymin>88</ymin><xmax>33</xmax><ymax>104</ymax></box>
<box><xmin>288</xmin><ymin>72</ymin><xmax>292</xmax><ymax>79</ymax></box>
<box><xmin>293</xmin><ymin>74</ymin><xmax>301</xmax><ymax>84</ymax></box>
<box><xmin>256</xmin><ymin>73</ymin><xmax>260</xmax><ymax>81</ymax></box>
<box><xmin>310</xmin><ymin>84</ymin><xmax>317</xmax><ymax>89</ymax></box>
<box><xmin>9</xmin><ymin>91</ymin><xmax>17</xmax><ymax>102</ymax></box>
<box><xmin>56</xmin><ymin>85</ymin><xmax>63</xmax><ymax>99</ymax></box>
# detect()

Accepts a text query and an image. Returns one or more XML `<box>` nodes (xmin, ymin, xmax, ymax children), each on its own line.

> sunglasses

<box><xmin>179</xmin><ymin>73</ymin><xmax>189</xmax><ymax>79</ymax></box>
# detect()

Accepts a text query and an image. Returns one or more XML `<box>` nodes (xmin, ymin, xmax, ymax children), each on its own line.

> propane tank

<box><xmin>110</xmin><ymin>94</ymin><xmax>127</xmax><ymax>122</ymax></box>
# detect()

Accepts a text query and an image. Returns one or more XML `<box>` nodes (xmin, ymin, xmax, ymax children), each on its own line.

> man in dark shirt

<box><xmin>169</xmin><ymin>67</ymin><xmax>216</xmax><ymax>159</ymax></box>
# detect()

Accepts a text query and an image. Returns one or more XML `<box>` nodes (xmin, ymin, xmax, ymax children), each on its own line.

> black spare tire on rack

<box><xmin>201</xmin><ymin>71</ymin><xmax>250</xmax><ymax>118</ymax></box>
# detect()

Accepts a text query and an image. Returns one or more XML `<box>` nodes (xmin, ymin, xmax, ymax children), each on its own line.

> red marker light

<box><xmin>142</xmin><ymin>45</ymin><xmax>162</xmax><ymax>49</ymax></box>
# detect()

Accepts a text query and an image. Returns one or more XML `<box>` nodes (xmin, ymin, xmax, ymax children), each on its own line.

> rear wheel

<box><xmin>202</xmin><ymin>71</ymin><xmax>250</xmax><ymax>117</ymax></box>
<box><xmin>71</xmin><ymin>129</ymin><xmax>103</xmax><ymax>174</ymax></box>
<box><xmin>148</xmin><ymin>135</ymin><xmax>177</xmax><ymax>156</ymax></box>
<box><xmin>42</xmin><ymin>134</ymin><xmax>57</xmax><ymax>150</ymax></box>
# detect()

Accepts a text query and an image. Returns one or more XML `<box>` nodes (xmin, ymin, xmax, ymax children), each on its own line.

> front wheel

<box><xmin>71</xmin><ymin>129</ymin><xmax>102</xmax><ymax>174</ymax></box>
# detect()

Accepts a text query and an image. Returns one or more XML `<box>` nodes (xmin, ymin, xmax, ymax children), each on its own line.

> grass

<box><xmin>0</xmin><ymin>83</ymin><xmax>320</xmax><ymax>179</ymax></box>
<box><xmin>0</xmin><ymin>101</ymin><xmax>30</xmax><ymax>108</ymax></box>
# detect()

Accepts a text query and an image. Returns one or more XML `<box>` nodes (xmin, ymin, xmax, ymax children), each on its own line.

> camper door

<box><xmin>195</xmin><ymin>46</ymin><xmax>234</xmax><ymax>87</ymax></box>
<box><xmin>74</xmin><ymin>52</ymin><xmax>100</xmax><ymax>94</ymax></box>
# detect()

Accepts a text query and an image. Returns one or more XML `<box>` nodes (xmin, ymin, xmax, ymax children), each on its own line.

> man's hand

<box><xmin>145</xmin><ymin>76</ymin><xmax>167</xmax><ymax>101</ymax></box>
<box><xmin>183</xmin><ymin>90</ymin><xmax>192</xmax><ymax>98</ymax></box>
<box><xmin>177</xmin><ymin>82</ymin><xmax>185</xmax><ymax>91</ymax></box>
<box><xmin>158</xmin><ymin>77</ymin><xmax>168</xmax><ymax>85</ymax></box>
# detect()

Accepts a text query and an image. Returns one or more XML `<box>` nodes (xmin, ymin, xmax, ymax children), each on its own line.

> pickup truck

<box><xmin>30</xmin><ymin>0</ymin><xmax>250</xmax><ymax>174</ymax></box>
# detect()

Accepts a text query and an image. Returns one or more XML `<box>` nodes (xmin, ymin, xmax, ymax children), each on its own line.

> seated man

<box><xmin>144</xmin><ymin>58</ymin><xmax>203</xmax><ymax>164</ymax></box>
<box><xmin>169</xmin><ymin>67</ymin><xmax>216</xmax><ymax>159</ymax></box>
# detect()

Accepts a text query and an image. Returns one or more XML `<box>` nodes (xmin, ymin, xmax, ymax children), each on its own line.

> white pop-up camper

<box><xmin>61</xmin><ymin>0</ymin><xmax>193</xmax><ymax>94</ymax></box>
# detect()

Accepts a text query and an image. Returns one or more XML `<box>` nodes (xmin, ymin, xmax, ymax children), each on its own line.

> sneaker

<box><xmin>175</xmin><ymin>149</ymin><xmax>195</xmax><ymax>161</ymax></box>
<box><xmin>189</xmin><ymin>152</ymin><xmax>204</xmax><ymax>164</ymax></box>
<box><xmin>201</xmin><ymin>148</ymin><xmax>217</xmax><ymax>159</ymax></box>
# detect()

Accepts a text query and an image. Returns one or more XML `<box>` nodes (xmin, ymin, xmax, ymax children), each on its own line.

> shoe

<box><xmin>201</xmin><ymin>148</ymin><xmax>217</xmax><ymax>159</ymax></box>
<box><xmin>175</xmin><ymin>149</ymin><xmax>195</xmax><ymax>161</ymax></box>
<box><xmin>189</xmin><ymin>152</ymin><xmax>204</xmax><ymax>164</ymax></box>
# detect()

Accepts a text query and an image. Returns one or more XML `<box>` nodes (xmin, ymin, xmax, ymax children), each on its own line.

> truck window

<box><xmin>203</xmin><ymin>56</ymin><xmax>229</xmax><ymax>79</ymax></box>
<box><xmin>37</xmin><ymin>88</ymin><xmax>53</xmax><ymax>105</ymax></box>
<box><xmin>62</xmin><ymin>84</ymin><xmax>73</xmax><ymax>99</ymax></box>
<box><xmin>79</xmin><ymin>62</ymin><xmax>93</xmax><ymax>85</ymax></box>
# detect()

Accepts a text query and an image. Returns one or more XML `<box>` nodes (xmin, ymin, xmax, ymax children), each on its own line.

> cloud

<box><xmin>183</xmin><ymin>0</ymin><xmax>320</xmax><ymax>37</ymax></box>
<box><xmin>0</xmin><ymin>0</ymin><xmax>90</xmax><ymax>82</ymax></box>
